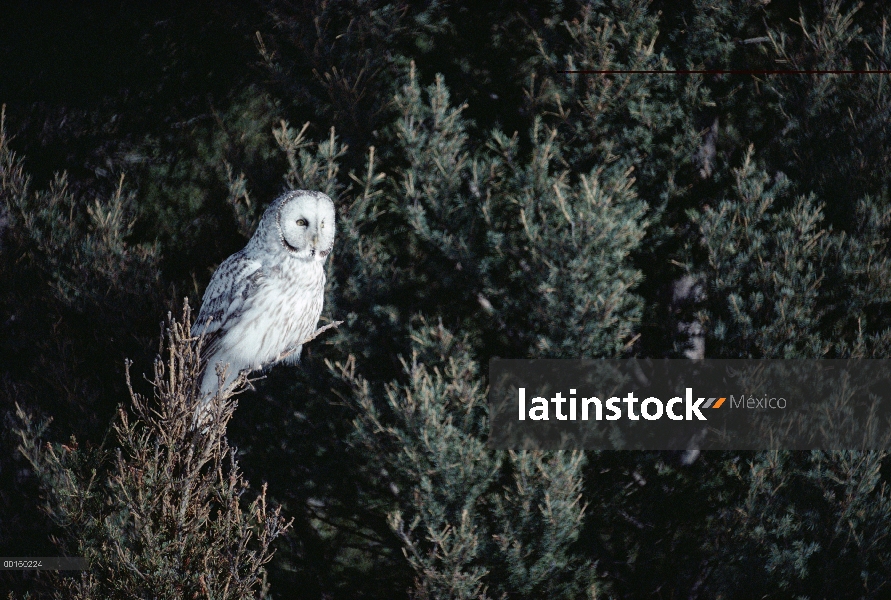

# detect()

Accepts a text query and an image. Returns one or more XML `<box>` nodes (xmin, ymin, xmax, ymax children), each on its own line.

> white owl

<box><xmin>191</xmin><ymin>190</ymin><xmax>335</xmax><ymax>421</ymax></box>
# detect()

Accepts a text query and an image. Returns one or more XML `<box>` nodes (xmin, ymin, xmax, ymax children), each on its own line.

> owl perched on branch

<box><xmin>192</xmin><ymin>190</ymin><xmax>336</xmax><ymax>425</ymax></box>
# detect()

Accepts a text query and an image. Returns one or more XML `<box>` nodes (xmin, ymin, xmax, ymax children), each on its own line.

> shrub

<box><xmin>13</xmin><ymin>303</ymin><xmax>291</xmax><ymax>599</ymax></box>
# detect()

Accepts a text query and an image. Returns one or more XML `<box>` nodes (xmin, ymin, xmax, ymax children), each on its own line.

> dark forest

<box><xmin>3</xmin><ymin>1</ymin><xmax>891</xmax><ymax>598</ymax></box>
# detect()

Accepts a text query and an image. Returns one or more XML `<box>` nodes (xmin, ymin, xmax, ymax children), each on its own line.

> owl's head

<box><xmin>262</xmin><ymin>190</ymin><xmax>335</xmax><ymax>262</ymax></box>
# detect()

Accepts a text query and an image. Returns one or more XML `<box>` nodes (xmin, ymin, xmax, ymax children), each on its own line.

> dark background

<box><xmin>4</xmin><ymin>1</ymin><xmax>891</xmax><ymax>598</ymax></box>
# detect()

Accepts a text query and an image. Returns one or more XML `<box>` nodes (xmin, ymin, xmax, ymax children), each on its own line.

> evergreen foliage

<box><xmin>696</xmin><ymin>148</ymin><xmax>891</xmax><ymax>359</ymax></box>
<box><xmin>5</xmin><ymin>1</ymin><xmax>891</xmax><ymax>598</ymax></box>
<box><xmin>333</xmin><ymin>322</ymin><xmax>591</xmax><ymax>598</ymax></box>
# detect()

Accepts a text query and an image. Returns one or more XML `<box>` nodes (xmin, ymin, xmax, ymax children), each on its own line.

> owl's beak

<box><xmin>312</xmin><ymin>234</ymin><xmax>319</xmax><ymax>247</ymax></box>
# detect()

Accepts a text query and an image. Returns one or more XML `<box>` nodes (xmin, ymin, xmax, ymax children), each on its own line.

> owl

<box><xmin>191</xmin><ymin>190</ymin><xmax>335</xmax><ymax>422</ymax></box>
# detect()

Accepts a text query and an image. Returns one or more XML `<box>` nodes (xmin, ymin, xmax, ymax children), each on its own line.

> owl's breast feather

<box><xmin>235</xmin><ymin>261</ymin><xmax>325</xmax><ymax>364</ymax></box>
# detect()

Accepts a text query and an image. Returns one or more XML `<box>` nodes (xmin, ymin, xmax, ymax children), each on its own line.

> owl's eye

<box><xmin>296</xmin><ymin>219</ymin><xmax>308</xmax><ymax>227</ymax></box>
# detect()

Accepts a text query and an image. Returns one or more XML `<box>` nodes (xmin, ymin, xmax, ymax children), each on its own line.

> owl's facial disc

<box><xmin>282</xmin><ymin>234</ymin><xmax>300</xmax><ymax>254</ymax></box>
<box><xmin>276</xmin><ymin>192</ymin><xmax>336</xmax><ymax>261</ymax></box>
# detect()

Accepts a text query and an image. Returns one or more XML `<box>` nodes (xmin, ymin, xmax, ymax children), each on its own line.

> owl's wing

<box><xmin>192</xmin><ymin>251</ymin><xmax>264</xmax><ymax>359</ymax></box>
